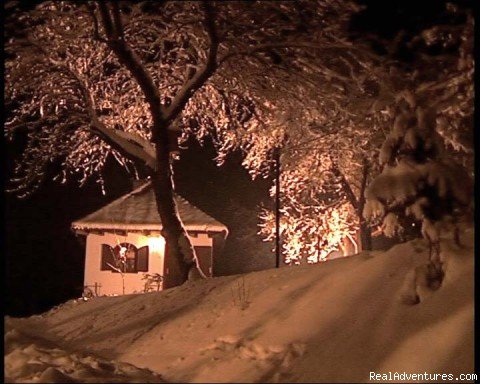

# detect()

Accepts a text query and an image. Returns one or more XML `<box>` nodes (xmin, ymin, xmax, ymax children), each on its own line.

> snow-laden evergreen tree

<box><xmin>364</xmin><ymin>89</ymin><xmax>473</xmax><ymax>290</ymax></box>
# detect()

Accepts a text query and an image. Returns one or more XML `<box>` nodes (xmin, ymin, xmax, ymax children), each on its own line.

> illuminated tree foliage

<box><xmin>197</xmin><ymin>11</ymin><xmax>391</xmax><ymax>263</ymax></box>
<box><xmin>201</xmin><ymin>2</ymin><xmax>473</xmax><ymax>265</ymax></box>
<box><xmin>5</xmin><ymin>0</ymin><xmax>358</xmax><ymax>284</ymax></box>
<box><xmin>5</xmin><ymin>1</ymin><xmax>473</xmax><ymax>273</ymax></box>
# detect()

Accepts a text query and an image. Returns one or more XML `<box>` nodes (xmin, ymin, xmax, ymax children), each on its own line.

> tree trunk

<box><xmin>359</xmin><ymin>219</ymin><xmax>372</xmax><ymax>251</ymax></box>
<box><xmin>332</xmin><ymin>159</ymin><xmax>372</xmax><ymax>253</ymax></box>
<box><xmin>150</xmin><ymin>143</ymin><xmax>195</xmax><ymax>289</ymax></box>
<box><xmin>96</xmin><ymin>2</ymin><xmax>217</xmax><ymax>288</ymax></box>
<box><xmin>357</xmin><ymin>159</ymin><xmax>371</xmax><ymax>252</ymax></box>
<box><xmin>453</xmin><ymin>225</ymin><xmax>462</xmax><ymax>247</ymax></box>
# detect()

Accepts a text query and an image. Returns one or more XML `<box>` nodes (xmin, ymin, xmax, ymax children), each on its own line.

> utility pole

<box><xmin>274</xmin><ymin>147</ymin><xmax>281</xmax><ymax>268</ymax></box>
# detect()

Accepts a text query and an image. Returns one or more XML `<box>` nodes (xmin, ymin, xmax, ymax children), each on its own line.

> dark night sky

<box><xmin>4</xmin><ymin>0</ymin><xmax>472</xmax><ymax>317</ymax></box>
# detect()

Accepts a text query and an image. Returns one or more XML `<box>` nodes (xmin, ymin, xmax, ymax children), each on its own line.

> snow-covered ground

<box><xmin>4</xmin><ymin>320</ymin><xmax>163</xmax><ymax>383</ymax></box>
<box><xmin>5</xmin><ymin>228</ymin><xmax>474</xmax><ymax>383</ymax></box>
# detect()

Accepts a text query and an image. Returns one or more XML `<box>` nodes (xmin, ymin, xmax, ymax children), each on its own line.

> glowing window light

<box><xmin>148</xmin><ymin>236</ymin><xmax>165</xmax><ymax>253</ymax></box>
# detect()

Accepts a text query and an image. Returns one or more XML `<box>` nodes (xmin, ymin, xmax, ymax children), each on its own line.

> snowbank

<box><xmin>5</xmin><ymin>228</ymin><xmax>474</xmax><ymax>383</ymax></box>
<box><xmin>4</xmin><ymin>319</ymin><xmax>163</xmax><ymax>383</ymax></box>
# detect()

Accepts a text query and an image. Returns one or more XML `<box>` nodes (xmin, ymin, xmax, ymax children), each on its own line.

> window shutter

<box><xmin>101</xmin><ymin>244</ymin><xmax>115</xmax><ymax>271</ymax></box>
<box><xmin>137</xmin><ymin>246</ymin><xmax>149</xmax><ymax>272</ymax></box>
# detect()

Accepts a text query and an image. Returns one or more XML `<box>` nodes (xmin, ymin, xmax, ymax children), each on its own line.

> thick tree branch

<box><xmin>164</xmin><ymin>1</ymin><xmax>219</xmax><ymax>123</ymax></box>
<box><xmin>54</xmin><ymin>68</ymin><xmax>156</xmax><ymax>169</ymax></box>
<box><xmin>71</xmin><ymin>78</ymin><xmax>156</xmax><ymax>169</ymax></box>
<box><xmin>24</xmin><ymin>37</ymin><xmax>157</xmax><ymax>169</ymax></box>
<box><xmin>97</xmin><ymin>2</ymin><xmax>166</xmax><ymax>140</ymax></box>
<box><xmin>71</xmin><ymin>73</ymin><xmax>156</xmax><ymax>169</ymax></box>
<box><xmin>97</xmin><ymin>2</ymin><xmax>115</xmax><ymax>37</ymax></box>
<box><xmin>332</xmin><ymin>164</ymin><xmax>359</xmax><ymax>210</ymax></box>
<box><xmin>90</xmin><ymin>121</ymin><xmax>157</xmax><ymax>170</ymax></box>
<box><xmin>85</xmin><ymin>2</ymin><xmax>105</xmax><ymax>42</ymax></box>
<box><xmin>110</xmin><ymin>2</ymin><xmax>124</xmax><ymax>38</ymax></box>
<box><xmin>357</xmin><ymin>159</ymin><xmax>370</xmax><ymax>213</ymax></box>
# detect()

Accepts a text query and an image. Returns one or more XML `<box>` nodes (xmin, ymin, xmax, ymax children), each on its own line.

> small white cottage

<box><xmin>72</xmin><ymin>181</ymin><xmax>228</xmax><ymax>296</ymax></box>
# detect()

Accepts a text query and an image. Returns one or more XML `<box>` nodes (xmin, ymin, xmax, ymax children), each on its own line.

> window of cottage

<box><xmin>101</xmin><ymin>242</ymin><xmax>149</xmax><ymax>273</ymax></box>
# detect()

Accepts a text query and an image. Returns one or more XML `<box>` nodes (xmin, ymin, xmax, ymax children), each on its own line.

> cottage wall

<box><xmin>84</xmin><ymin>232</ymin><xmax>164</xmax><ymax>296</ymax></box>
<box><xmin>84</xmin><ymin>231</ymin><xmax>214</xmax><ymax>296</ymax></box>
<box><xmin>187</xmin><ymin>232</ymin><xmax>215</xmax><ymax>276</ymax></box>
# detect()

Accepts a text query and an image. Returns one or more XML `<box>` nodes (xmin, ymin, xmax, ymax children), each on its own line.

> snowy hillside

<box><xmin>5</xmin><ymin>228</ymin><xmax>474</xmax><ymax>383</ymax></box>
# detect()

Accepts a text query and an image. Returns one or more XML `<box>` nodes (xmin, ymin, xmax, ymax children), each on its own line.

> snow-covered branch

<box><xmin>34</xmin><ymin>38</ymin><xmax>157</xmax><ymax>170</ymax></box>
<box><xmin>97</xmin><ymin>2</ymin><xmax>167</xmax><ymax>136</ymax></box>
<box><xmin>164</xmin><ymin>1</ymin><xmax>219</xmax><ymax>123</ymax></box>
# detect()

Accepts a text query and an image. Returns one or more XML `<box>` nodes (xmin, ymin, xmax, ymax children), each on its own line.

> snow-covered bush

<box><xmin>364</xmin><ymin>90</ymin><xmax>472</xmax><ymax>290</ymax></box>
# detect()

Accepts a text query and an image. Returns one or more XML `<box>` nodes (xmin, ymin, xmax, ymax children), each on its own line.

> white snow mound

<box><xmin>4</xmin><ymin>228</ymin><xmax>474</xmax><ymax>383</ymax></box>
<box><xmin>4</xmin><ymin>321</ymin><xmax>163</xmax><ymax>383</ymax></box>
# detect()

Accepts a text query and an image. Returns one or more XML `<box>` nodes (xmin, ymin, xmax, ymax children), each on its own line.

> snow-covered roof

<box><xmin>71</xmin><ymin>181</ymin><xmax>228</xmax><ymax>233</ymax></box>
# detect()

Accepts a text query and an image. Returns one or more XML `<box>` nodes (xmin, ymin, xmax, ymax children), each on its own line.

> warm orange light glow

<box><xmin>259</xmin><ymin>202</ymin><xmax>356</xmax><ymax>264</ymax></box>
<box><xmin>148</xmin><ymin>236</ymin><xmax>165</xmax><ymax>253</ymax></box>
